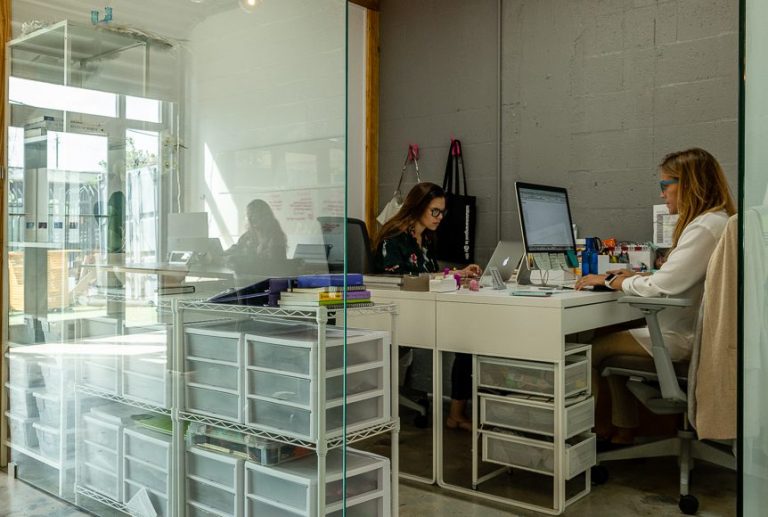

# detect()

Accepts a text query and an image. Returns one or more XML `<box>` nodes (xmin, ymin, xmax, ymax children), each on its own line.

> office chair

<box><xmin>317</xmin><ymin>217</ymin><xmax>373</xmax><ymax>274</ymax></box>
<box><xmin>594</xmin><ymin>220</ymin><xmax>738</xmax><ymax>515</ymax></box>
<box><xmin>317</xmin><ymin>216</ymin><xmax>429</xmax><ymax>424</ymax></box>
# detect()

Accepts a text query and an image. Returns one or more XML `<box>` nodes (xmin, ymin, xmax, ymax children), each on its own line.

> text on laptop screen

<box><xmin>518</xmin><ymin>186</ymin><xmax>575</xmax><ymax>252</ymax></box>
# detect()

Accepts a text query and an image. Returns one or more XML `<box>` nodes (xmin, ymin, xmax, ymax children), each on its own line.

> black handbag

<box><xmin>436</xmin><ymin>139</ymin><xmax>476</xmax><ymax>263</ymax></box>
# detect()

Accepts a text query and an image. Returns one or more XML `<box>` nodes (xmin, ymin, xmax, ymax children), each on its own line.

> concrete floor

<box><xmin>2</xmin><ymin>459</ymin><xmax>736</xmax><ymax>517</ymax></box>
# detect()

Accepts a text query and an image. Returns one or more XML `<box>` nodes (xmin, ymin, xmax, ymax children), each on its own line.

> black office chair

<box><xmin>317</xmin><ymin>217</ymin><xmax>373</xmax><ymax>274</ymax></box>
<box><xmin>318</xmin><ymin>216</ymin><xmax>429</xmax><ymax>425</ymax></box>
<box><xmin>594</xmin><ymin>216</ymin><xmax>738</xmax><ymax>515</ymax></box>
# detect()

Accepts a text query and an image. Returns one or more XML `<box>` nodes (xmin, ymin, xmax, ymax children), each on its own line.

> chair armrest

<box><xmin>618</xmin><ymin>296</ymin><xmax>693</xmax><ymax>308</ymax></box>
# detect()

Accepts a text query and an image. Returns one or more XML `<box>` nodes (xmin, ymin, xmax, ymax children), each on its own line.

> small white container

<box><xmin>480</xmin><ymin>394</ymin><xmax>594</xmax><ymax>439</ymax></box>
<box><xmin>6</xmin><ymin>412</ymin><xmax>39</xmax><ymax>449</ymax></box>
<box><xmin>80</xmin><ymin>461</ymin><xmax>119</xmax><ymax>500</ymax></box>
<box><xmin>7</xmin><ymin>353</ymin><xmax>44</xmax><ymax>387</ymax></box>
<box><xmin>186</xmin><ymin>385</ymin><xmax>241</xmax><ymax>423</ymax></box>
<box><xmin>477</xmin><ymin>355</ymin><xmax>589</xmax><ymax>397</ymax></box>
<box><xmin>6</xmin><ymin>384</ymin><xmax>39</xmax><ymax>417</ymax></box>
<box><xmin>33</xmin><ymin>421</ymin><xmax>75</xmax><ymax>463</ymax></box>
<box><xmin>122</xmin><ymin>369</ymin><xmax>169</xmax><ymax>409</ymax></box>
<box><xmin>33</xmin><ymin>391</ymin><xmax>75</xmax><ymax>428</ymax></box>
<box><xmin>122</xmin><ymin>428</ymin><xmax>171</xmax><ymax>515</ymax></box>
<box><xmin>481</xmin><ymin>431</ymin><xmax>596</xmax><ymax>480</ymax></box>
<box><xmin>81</xmin><ymin>360</ymin><xmax>120</xmax><ymax>395</ymax></box>
<box><xmin>244</xmin><ymin>448</ymin><xmax>390</xmax><ymax>517</ymax></box>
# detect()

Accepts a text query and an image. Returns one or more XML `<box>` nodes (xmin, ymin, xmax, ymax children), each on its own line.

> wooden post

<box><xmin>0</xmin><ymin>0</ymin><xmax>11</xmax><ymax>469</ymax></box>
<box><xmin>364</xmin><ymin>8</ymin><xmax>380</xmax><ymax>234</ymax></box>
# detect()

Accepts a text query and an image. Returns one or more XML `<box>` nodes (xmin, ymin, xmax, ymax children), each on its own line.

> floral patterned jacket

<box><xmin>374</xmin><ymin>230</ymin><xmax>439</xmax><ymax>275</ymax></box>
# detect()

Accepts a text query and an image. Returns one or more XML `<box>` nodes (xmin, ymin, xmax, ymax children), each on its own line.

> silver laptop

<box><xmin>480</xmin><ymin>241</ymin><xmax>524</xmax><ymax>287</ymax></box>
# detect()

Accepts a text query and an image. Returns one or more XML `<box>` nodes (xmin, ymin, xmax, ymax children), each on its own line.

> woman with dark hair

<box><xmin>577</xmin><ymin>148</ymin><xmax>736</xmax><ymax>445</ymax></box>
<box><xmin>373</xmin><ymin>182</ymin><xmax>481</xmax><ymax>431</ymax></box>
<box><xmin>225</xmin><ymin>199</ymin><xmax>287</xmax><ymax>274</ymax></box>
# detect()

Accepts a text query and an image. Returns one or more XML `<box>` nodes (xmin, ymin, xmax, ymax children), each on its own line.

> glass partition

<box><xmin>2</xmin><ymin>3</ymin><xmax>398</xmax><ymax>516</ymax></box>
<box><xmin>742</xmin><ymin>0</ymin><xmax>768</xmax><ymax>513</ymax></box>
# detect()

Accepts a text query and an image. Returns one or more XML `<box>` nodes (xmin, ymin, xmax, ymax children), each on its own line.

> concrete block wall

<box><xmin>378</xmin><ymin>0</ymin><xmax>738</xmax><ymax>264</ymax></box>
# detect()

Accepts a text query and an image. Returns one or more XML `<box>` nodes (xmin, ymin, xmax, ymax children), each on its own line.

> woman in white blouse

<box><xmin>575</xmin><ymin>148</ymin><xmax>736</xmax><ymax>445</ymax></box>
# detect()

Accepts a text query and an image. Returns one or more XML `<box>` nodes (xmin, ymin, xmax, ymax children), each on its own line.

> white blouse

<box><xmin>623</xmin><ymin>210</ymin><xmax>730</xmax><ymax>361</ymax></box>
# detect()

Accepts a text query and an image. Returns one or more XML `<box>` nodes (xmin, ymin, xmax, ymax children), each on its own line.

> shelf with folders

<box><xmin>172</xmin><ymin>299</ymin><xmax>400</xmax><ymax>517</ymax></box>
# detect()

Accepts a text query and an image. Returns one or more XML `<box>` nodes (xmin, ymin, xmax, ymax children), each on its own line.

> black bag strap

<box><xmin>442</xmin><ymin>139</ymin><xmax>468</xmax><ymax>196</ymax></box>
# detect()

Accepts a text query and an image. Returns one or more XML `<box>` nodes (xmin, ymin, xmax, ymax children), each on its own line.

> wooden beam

<box><xmin>364</xmin><ymin>9</ymin><xmax>380</xmax><ymax>233</ymax></box>
<box><xmin>0</xmin><ymin>0</ymin><xmax>10</xmax><ymax>470</ymax></box>
<box><xmin>349</xmin><ymin>0</ymin><xmax>380</xmax><ymax>11</ymax></box>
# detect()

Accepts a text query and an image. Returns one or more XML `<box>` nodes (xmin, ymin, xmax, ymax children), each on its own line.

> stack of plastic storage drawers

<box><xmin>7</xmin><ymin>350</ymin><xmax>76</xmax><ymax>468</ymax></box>
<box><xmin>79</xmin><ymin>329</ymin><xmax>170</xmax><ymax>410</ymax></box>
<box><xmin>476</xmin><ymin>347</ymin><xmax>596</xmax><ymax>482</ymax></box>
<box><xmin>183</xmin><ymin>320</ymin><xmax>390</xmax><ymax>441</ymax></box>
<box><xmin>245</xmin><ymin>448</ymin><xmax>390</xmax><ymax>516</ymax></box>
<box><xmin>6</xmin><ymin>352</ymin><xmax>44</xmax><ymax>455</ymax></box>
<box><xmin>77</xmin><ymin>404</ymin><xmax>147</xmax><ymax>503</ymax></box>
<box><xmin>123</xmin><ymin>426</ymin><xmax>172</xmax><ymax>515</ymax></box>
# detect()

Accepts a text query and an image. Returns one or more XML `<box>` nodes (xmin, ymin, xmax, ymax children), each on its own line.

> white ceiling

<box><xmin>13</xmin><ymin>0</ymin><xmax>239</xmax><ymax>41</ymax></box>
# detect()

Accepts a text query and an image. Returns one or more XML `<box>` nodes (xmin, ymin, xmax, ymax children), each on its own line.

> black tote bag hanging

<box><xmin>436</xmin><ymin>139</ymin><xmax>477</xmax><ymax>263</ymax></box>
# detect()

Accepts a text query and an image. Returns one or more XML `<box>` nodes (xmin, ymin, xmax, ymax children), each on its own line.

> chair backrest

<box><xmin>317</xmin><ymin>217</ymin><xmax>374</xmax><ymax>274</ymax></box>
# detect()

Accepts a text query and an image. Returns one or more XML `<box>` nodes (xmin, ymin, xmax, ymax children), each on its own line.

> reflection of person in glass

<box><xmin>225</xmin><ymin>199</ymin><xmax>287</xmax><ymax>273</ymax></box>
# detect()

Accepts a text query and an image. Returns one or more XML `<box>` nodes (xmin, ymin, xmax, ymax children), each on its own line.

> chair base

<box><xmin>597</xmin><ymin>429</ymin><xmax>736</xmax><ymax>498</ymax></box>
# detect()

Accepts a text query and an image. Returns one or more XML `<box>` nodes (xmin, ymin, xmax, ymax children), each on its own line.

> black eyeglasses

<box><xmin>430</xmin><ymin>207</ymin><xmax>448</xmax><ymax>218</ymax></box>
<box><xmin>659</xmin><ymin>179</ymin><xmax>679</xmax><ymax>192</ymax></box>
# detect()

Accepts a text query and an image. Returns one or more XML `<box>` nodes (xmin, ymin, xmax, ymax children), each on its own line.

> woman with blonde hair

<box><xmin>576</xmin><ymin>147</ymin><xmax>736</xmax><ymax>444</ymax></box>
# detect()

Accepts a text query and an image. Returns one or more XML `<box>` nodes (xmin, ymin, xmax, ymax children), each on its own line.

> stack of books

<box><xmin>279</xmin><ymin>274</ymin><xmax>372</xmax><ymax>310</ymax></box>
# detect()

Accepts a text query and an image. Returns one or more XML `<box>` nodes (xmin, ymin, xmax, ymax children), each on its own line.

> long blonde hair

<box><xmin>659</xmin><ymin>148</ymin><xmax>736</xmax><ymax>247</ymax></box>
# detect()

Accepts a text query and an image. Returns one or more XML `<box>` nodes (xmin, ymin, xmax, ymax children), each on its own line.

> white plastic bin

<box><xmin>245</xmin><ymin>448</ymin><xmax>389</xmax><ymax>517</ymax></box>
<box><xmin>186</xmin><ymin>447</ymin><xmax>242</xmax><ymax>517</ymax></box>
<box><xmin>477</xmin><ymin>355</ymin><xmax>589</xmax><ymax>397</ymax></box>
<box><xmin>123</xmin><ymin>480</ymin><xmax>168</xmax><ymax>517</ymax></box>
<box><xmin>480</xmin><ymin>394</ymin><xmax>594</xmax><ymax>438</ymax></box>
<box><xmin>328</xmin><ymin>495</ymin><xmax>388</xmax><ymax>517</ymax></box>
<box><xmin>83</xmin><ymin>413</ymin><xmax>120</xmax><ymax>449</ymax></box>
<box><xmin>33</xmin><ymin>391</ymin><xmax>75</xmax><ymax>428</ymax></box>
<box><xmin>81</xmin><ymin>461</ymin><xmax>119</xmax><ymax>500</ymax></box>
<box><xmin>33</xmin><ymin>421</ymin><xmax>74</xmax><ymax>463</ymax></box>
<box><xmin>7</xmin><ymin>353</ymin><xmax>44</xmax><ymax>387</ymax></box>
<box><xmin>123</xmin><ymin>427</ymin><xmax>171</xmax><ymax>471</ymax></box>
<box><xmin>39</xmin><ymin>361</ymin><xmax>69</xmax><ymax>391</ymax></box>
<box><xmin>6</xmin><ymin>412</ymin><xmax>38</xmax><ymax>449</ymax></box>
<box><xmin>81</xmin><ymin>360</ymin><xmax>119</xmax><ymax>395</ymax></box>
<box><xmin>123</xmin><ymin>369</ymin><xmax>169</xmax><ymax>408</ymax></box>
<box><xmin>186</xmin><ymin>385</ymin><xmax>241</xmax><ymax>423</ymax></box>
<box><xmin>6</xmin><ymin>384</ymin><xmax>39</xmax><ymax>417</ymax></box>
<box><xmin>123</xmin><ymin>428</ymin><xmax>171</xmax><ymax>515</ymax></box>
<box><xmin>187</xmin><ymin>359</ymin><xmax>239</xmax><ymax>391</ymax></box>
<box><xmin>482</xmin><ymin>431</ymin><xmax>596</xmax><ymax>479</ymax></box>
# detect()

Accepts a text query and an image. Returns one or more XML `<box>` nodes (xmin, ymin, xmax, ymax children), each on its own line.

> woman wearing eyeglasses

<box><xmin>373</xmin><ymin>182</ymin><xmax>481</xmax><ymax>431</ymax></box>
<box><xmin>575</xmin><ymin>148</ymin><xmax>736</xmax><ymax>445</ymax></box>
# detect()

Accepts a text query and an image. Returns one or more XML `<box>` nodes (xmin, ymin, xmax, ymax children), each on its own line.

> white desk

<box><xmin>350</xmin><ymin>286</ymin><xmax>638</xmax><ymax>515</ymax></box>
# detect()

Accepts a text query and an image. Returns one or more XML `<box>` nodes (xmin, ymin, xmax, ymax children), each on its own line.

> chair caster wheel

<box><xmin>679</xmin><ymin>494</ymin><xmax>699</xmax><ymax>515</ymax></box>
<box><xmin>591</xmin><ymin>465</ymin><xmax>609</xmax><ymax>485</ymax></box>
<box><xmin>413</xmin><ymin>414</ymin><xmax>429</xmax><ymax>428</ymax></box>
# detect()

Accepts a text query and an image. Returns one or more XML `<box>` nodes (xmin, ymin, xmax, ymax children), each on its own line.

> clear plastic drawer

<box><xmin>123</xmin><ymin>354</ymin><xmax>166</xmax><ymax>379</ymax></box>
<box><xmin>480</xmin><ymin>395</ymin><xmax>594</xmax><ymax>438</ymax></box>
<box><xmin>82</xmin><ymin>439</ymin><xmax>118</xmax><ymax>472</ymax></box>
<box><xmin>123</xmin><ymin>370</ymin><xmax>169</xmax><ymax>408</ymax></box>
<box><xmin>33</xmin><ymin>421</ymin><xmax>74</xmax><ymax>462</ymax></box>
<box><xmin>185</xmin><ymin>328</ymin><xmax>241</xmax><ymax>363</ymax></box>
<box><xmin>186</xmin><ymin>385</ymin><xmax>241</xmax><ymax>423</ymax></box>
<box><xmin>247</xmin><ymin>366</ymin><xmax>383</xmax><ymax>407</ymax></box>
<box><xmin>6</xmin><ymin>412</ymin><xmax>38</xmax><ymax>449</ymax></box>
<box><xmin>81</xmin><ymin>360</ymin><xmax>119</xmax><ymax>394</ymax></box>
<box><xmin>477</xmin><ymin>355</ymin><xmax>588</xmax><ymax>397</ymax></box>
<box><xmin>187</xmin><ymin>359</ymin><xmax>239</xmax><ymax>391</ymax></box>
<box><xmin>8</xmin><ymin>354</ymin><xmax>43</xmax><ymax>387</ymax></box>
<box><xmin>124</xmin><ymin>456</ymin><xmax>167</xmax><ymax>495</ymax></box>
<box><xmin>482</xmin><ymin>431</ymin><xmax>596</xmax><ymax>479</ymax></box>
<box><xmin>81</xmin><ymin>462</ymin><xmax>119</xmax><ymax>500</ymax></box>
<box><xmin>6</xmin><ymin>384</ymin><xmax>38</xmax><ymax>417</ymax></box>
<box><xmin>123</xmin><ymin>427</ymin><xmax>170</xmax><ymax>471</ymax></box>
<box><xmin>124</xmin><ymin>480</ymin><xmax>168</xmax><ymax>516</ymax></box>
<box><xmin>328</xmin><ymin>496</ymin><xmax>386</xmax><ymax>517</ymax></box>
<box><xmin>187</xmin><ymin>447</ymin><xmax>242</xmax><ymax>493</ymax></box>
<box><xmin>245</xmin><ymin>498</ymin><xmax>298</xmax><ymax>517</ymax></box>
<box><xmin>84</xmin><ymin>414</ymin><xmax>120</xmax><ymax>449</ymax></box>
<box><xmin>188</xmin><ymin>478</ymin><xmax>237</xmax><ymax>516</ymax></box>
<box><xmin>33</xmin><ymin>391</ymin><xmax>75</xmax><ymax>428</ymax></box>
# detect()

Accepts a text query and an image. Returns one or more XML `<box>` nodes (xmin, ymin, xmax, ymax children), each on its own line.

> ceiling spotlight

<box><xmin>239</xmin><ymin>0</ymin><xmax>263</xmax><ymax>13</ymax></box>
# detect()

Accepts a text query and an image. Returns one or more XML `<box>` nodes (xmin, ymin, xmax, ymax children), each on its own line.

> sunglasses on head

<box><xmin>659</xmin><ymin>178</ymin><xmax>679</xmax><ymax>192</ymax></box>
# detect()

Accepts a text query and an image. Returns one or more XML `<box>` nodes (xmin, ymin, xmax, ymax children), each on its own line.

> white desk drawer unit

<box><xmin>122</xmin><ymin>427</ymin><xmax>171</xmax><ymax>516</ymax></box>
<box><xmin>123</xmin><ymin>354</ymin><xmax>170</xmax><ymax>408</ymax></box>
<box><xmin>482</xmin><ymin>431</ymin><xmax>596</xmax><ymax>480</ymax></box>
<box><xmin>477</xmin><ymin>354</ymin><xmax>589</xmax><ymax>397</ymax></box>
<box><xmin>480</xmin><ymin>394</ymin><xmax>594</xmax><ymax>439</ymax></box>
<box><xmin>244</xmin><ymin>448</ymin><xmax>390</xmax><ymax>517</ymax></box>
<box><xmin>187</xmin><ymin>447</ymin><xmax>244</xmax><ymax>517</ymax></box>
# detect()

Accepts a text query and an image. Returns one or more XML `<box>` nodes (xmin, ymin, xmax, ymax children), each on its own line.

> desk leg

<box><xmin>435</xmin><ymin>351</ymin><xmax>446</xmax><ymax>488</ymax></box>
<box><xmin>554</xmin><ymin>357</ymin><xmax>565</xmax><ymax>513</ymax></box>
<box><xmin>471</xmin><ymin>355</ymin><xmax>478</xmax><ymax>489</ymax></box>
